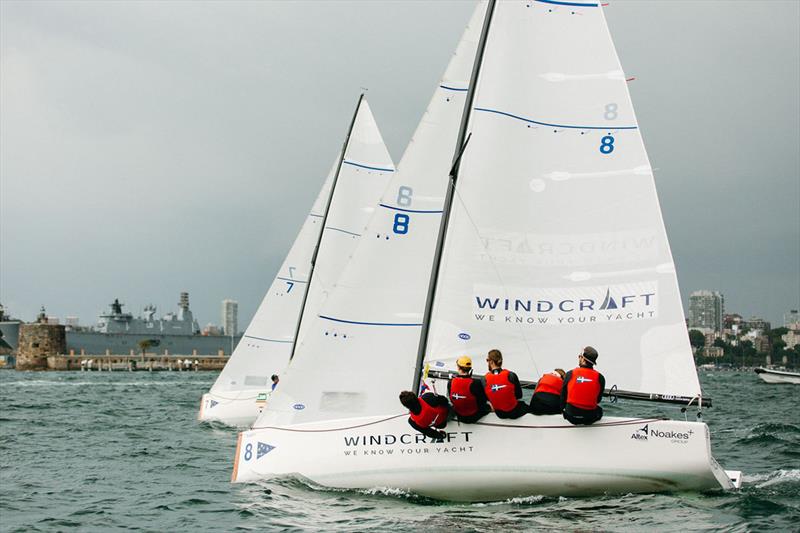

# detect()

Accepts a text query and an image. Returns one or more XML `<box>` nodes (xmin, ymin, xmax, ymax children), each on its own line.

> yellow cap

<box><xmin>456</xmin><ymin>356</ymin><xmax>472</xmax><ymax>369</ymax></box>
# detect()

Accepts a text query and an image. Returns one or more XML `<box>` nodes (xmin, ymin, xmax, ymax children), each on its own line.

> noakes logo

<box><xmin>473</xmin><ymin>282</ymin><xmax>658</xmax><ymax>327</ymax></box>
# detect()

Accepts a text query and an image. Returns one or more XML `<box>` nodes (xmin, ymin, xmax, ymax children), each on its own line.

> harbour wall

<box><xmin>17</xmin><ymin>323</ymin><xmax>66</xmax><ymax>370</ymax></box>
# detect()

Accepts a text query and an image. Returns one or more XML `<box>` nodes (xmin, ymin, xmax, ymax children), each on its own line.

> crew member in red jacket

<box><xmin>529</xmin><ymin>368</ymin><xmax>566</xmax><ymax>415</ymax></box>
<box><xmin>399</xmin><ymin>390</ymin><xmax>449</xmax><ymax>440</ymax></box>
<box><xmin>484</xmin><ymin>349</ymin><xmax>528</xmax><ymax>419</ymax></box>
<box><xmin>448</xmin><ymin>356</ymin><xmax>491</xmax><ymax>423</ymax></box>
<box><xmin>561</xmin><ymin>346</ymin><xmax>605</xmax><ymax>425</ymax></box>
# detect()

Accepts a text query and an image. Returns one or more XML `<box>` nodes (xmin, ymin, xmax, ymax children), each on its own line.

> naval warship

<box><xmin>66</xmin><ymin>292</ymin><xmax>242</xmax><ymax>356</ymax></box>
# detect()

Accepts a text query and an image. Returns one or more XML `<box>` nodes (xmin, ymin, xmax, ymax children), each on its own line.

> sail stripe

<box><xmin>319</xmin><ymin>315</ymin><xmax>423</xmax><ymax>327</ymax></box>
<box><xmin>440</xmin><ymin>84</ymin><xmax>469</xmax><ymax>92</ymax></box>
<box><xmin>276</xmin><ymin>277</ymin><xmax>308</xmax><ymax>284</ymax></box>
<box><xmin>325</xmin><ymin>226</ymin><xmax>361</xmax><ymax>237</ymax></box>
<box><xmin>243</xmin><ymin>335</ymin><xmax>293</xmax><ymax>344</ymax></box>
<box><xmin>473</xmin><ymin>107</ymin><xmax>638</xmax><ymax>130</ymax></box>
<box><xmin>343</xmin><ymin>160</ymin><xmax>396</xmax><ymax>172</ymax></box>
<box><xmin>534</xmin><ymin>0</ymin><xmax>599</xmax><ymax>7</ymax></box>
<box><xmin>379</xmin><ymin>203</ymin><xmax>443</xmax><ymax>214</ymax></box>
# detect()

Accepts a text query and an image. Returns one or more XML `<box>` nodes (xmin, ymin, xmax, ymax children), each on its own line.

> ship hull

<box><xmin>231</xmin><ymin>414</ymin><xmax>736</xmax><ymax>501</ymax></box>
<box><xmin>66</xmin><ymin>331</ymin><xmax>242</xmax><ymax>356</ymax></box>
<box><xmin>755</xmin><ymin>367</ymin><xmax>800</xmax><ymax>384</ymax></box>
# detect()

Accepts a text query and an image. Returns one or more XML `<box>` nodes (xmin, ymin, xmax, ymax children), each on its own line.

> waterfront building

<box><xmin>785</xmin><ymin>310</ymin><xmax>800</xmax><ymax>330</ymax></box>
<box><xmin>782</xmin><ymin>329</ymin><xmax>800</xmax><ymax>349</ymax></box>
<box><xmin>688</xmin><ymin>290</ymin><xmax>724</xmax><ymax>333</ymax></box>
<box><xmin>222</xmin><ymin>299</ymin><xmax>238</xmax><ymax>336</ymax></box>
<box><xmin>743</xmin><ymin>316</ymin><xmax>771</xmax><ymax>334</ymax></box>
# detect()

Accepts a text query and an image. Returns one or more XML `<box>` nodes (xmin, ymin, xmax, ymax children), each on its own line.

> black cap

<box><xmin>582</xmin><ymin>346</ymin><xmax>598</xmax><ymax>365</ymax></box>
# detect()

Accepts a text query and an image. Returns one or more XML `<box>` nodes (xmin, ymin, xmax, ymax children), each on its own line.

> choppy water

<box><xmin>1</xmin><ymin>370</ymin><xmax>797</xmax><ymax>532</ymax></box>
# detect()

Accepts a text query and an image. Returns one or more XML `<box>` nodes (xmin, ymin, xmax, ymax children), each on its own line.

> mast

<box><xmin>412</xmin><ymin>0</ymin><xmax>496</xmax><ymax>393</ymax></box>
<box><xmin>288</xmin><ymin>93</ymin><xmax>364</xmax><ymax>361</ymax></box>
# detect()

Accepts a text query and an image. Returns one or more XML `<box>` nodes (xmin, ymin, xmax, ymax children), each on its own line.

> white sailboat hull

<box><xmin>198</xmin><ymin>392</ymin><xmax>264</xmax><ymax>427</ymax></box>
<box><xmin>232</xmin><ymin>413</ymin><xmax>735</xmax><ymax>501</ymax></box>
<box><xmin>755</xmin><ymin>368</ymin><xmax>800</xmax><ymax>384</ymax></box>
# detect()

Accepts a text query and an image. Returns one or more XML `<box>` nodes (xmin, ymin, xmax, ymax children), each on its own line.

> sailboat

<box><xmin>199</xmin><ymin>95</ymin><xmax>394</xmax><ymax>426</ymax></box>
<box><xmin>231</xmin><ymin>0</ymin><xmax>741</xmax><ymax>500</ymax></box>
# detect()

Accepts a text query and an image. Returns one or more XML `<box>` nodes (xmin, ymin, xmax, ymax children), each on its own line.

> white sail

<box><xmin>423</xmin><ymin>0</ymin><xmax>700</xmax><ymax>398</ymax></box>
<box><xmin>199</xmin><ymin>96</ymin><xmax>393</xmax><ymax>425</ymax></box>
<box><xmin>197</xmin><ymin>158</ymin><xmax>336</xmax><ymax>424</ymax></box>
<box><xmin>293</xmin><ymin>97</ymin><xmax>395</xmax><ymax>350</ymax></box>
<box><xmin>252</xmin><ymin>3</ymin><xmax>485</xmax><ymax>427</ymax></box>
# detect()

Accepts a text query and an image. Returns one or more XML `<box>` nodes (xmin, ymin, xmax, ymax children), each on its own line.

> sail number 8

<box><xmin>599</xmin><ymin>135</ymin><xmax>615</xmax><ymax>154</ymax></box>
<box><xmin>393</xmin><ymin>186</ymin><xmax>413</xmax><ymax>234</ymax></box>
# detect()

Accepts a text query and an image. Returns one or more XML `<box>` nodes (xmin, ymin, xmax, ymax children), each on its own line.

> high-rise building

<box><xmin>222</xmin><ymin>299</ymin><xmax>238</xmax><ymax>336</ymax></box>
<box><xmin>785</xmin><ymin>309</ymin><xmax>800</xmax><ymax>329</ymax></box>
<box><xmin>688</xmin><ymin>290</ymin><xmax>724</xmax><ymax>333</ymax></box>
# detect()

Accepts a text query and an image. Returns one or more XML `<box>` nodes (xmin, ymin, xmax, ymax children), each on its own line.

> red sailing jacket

<box><xmin>409</xmin><ymin>396</ymin><xmax>449</xmax><ymax>428</ymax></box>
<box><xmin>449</xmin><ymin>376</ymin><xmax>478</xmax><ymax>416</ymax></box>
<box><xmin>484</xmin><ymin>369</ymin><xmax>517</xmax><ymax>412</ymax></box>
<box><xmin>535</xmin><ymin>373</ymin><xmax>563</xmax><ymax>396</ymax></box>
<box><xmin>566</xmin><ymin>367</ymin><xmax>602</xmax><ymax>410</ymax></box>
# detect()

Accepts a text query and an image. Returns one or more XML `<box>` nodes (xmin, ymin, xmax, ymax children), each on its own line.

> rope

<box><xmin>251</xmin><ymin>413</ymin><xmax>406</xmax><ymax>432</ymax></box>
<box><xmin>474</xmin><ymin>416</ymin><xmax>666</xmax><ymax>430</ymax></box>
<box><xmin>451</xmin><ymin>186</ymin><xmax>541</xmax><ymax>379</ymax></box>
<box><xmin>249</xmin><ymin>414</ymin><xmax>664</xmax><ymax>433</ymax></box>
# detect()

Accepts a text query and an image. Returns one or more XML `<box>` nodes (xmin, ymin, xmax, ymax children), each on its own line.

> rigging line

<box><xmin>251</xmin><ymin>413</ymin><xmax>406</xmax><ymax>432</ymax></box>
<box><xmin>474</xmin><ymin>416</ymin><xmax>666</xmax><ymax>430</ymax></box>
<box><xmin>205</xmin><ymin>392</ymin><xmax>262</xmax><ymax>402</ymax></box>
<box><xmin>288</xmin><ymin>93</ymin><xmax>365</xmax><ymax>361</ymax></box>
<box><xmin>451</xmin><ymin>185</ymin><xmax>541</xmax><ymax>380</ymax></box>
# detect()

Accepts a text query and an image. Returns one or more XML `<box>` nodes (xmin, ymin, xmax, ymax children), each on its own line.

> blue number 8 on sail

<box><xmin>393</xmin><ymin>213</ymin><xmax>410</xmax><ymax>234</ymax></box>
<box><xmin>599</xmin><ymin>135</ymin><xmax>615</xmax><ymax>154</ymax></box>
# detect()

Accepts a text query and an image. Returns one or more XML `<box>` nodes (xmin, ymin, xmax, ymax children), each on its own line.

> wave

<box><xmin>743</xmin><ymin>469</ymin><xmax>800</xmax><ymax>488</ymax></box>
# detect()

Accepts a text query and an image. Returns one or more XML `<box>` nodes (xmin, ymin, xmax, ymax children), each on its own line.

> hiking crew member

<box><xmin>399</xmin><ymin>390</ymin><xmax>449</xmax><ymax>440</ymax></box>
<box><xmin>484</xmin><ymin>349</ymin><xmax>528</xmax><ymax>419</ymax></box>
<box><xmin>561</xmin><ymin>346</ymin><xmax>605</xmax><ymax>425</ymax></box>
<box><xmin>448</xmin><ymin>356</ymin><xmax>491</xmax><ymax>423</ymax></box>
<box><xmin>529</xmin><ymin>368</ymin><xmax>566</xmax><ymax>415</ymax></box>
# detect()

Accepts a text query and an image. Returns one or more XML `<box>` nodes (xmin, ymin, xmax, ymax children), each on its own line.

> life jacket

<box><xmin>409</xmin><ymin>396</ymin><xmax>449</xmax><ymax>428</ymax></box>
<box><xmin>534</xmin><ymin>372</ymin><xmax>563</xmax><ymax>396</ymax></box>
<box><xmin>449</xmin><ymin>376</ymin><xmax>478</xmax><ymax>416</ymax></box>
<box><xmin>484</xmin><ymin>369</ymin><xmax>517</xmax><ymax>412</ymax></box>
<box><xmin>566</xmin><ymin>367</ymin><xmax>602</xmax><ymax>410</ymax></box>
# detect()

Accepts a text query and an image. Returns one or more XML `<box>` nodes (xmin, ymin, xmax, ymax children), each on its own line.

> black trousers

<box><xmin>529</xmin><ymin>393</ymin><xmax>561</xmax><ymax>415</ymax></box>
<box><xmin>563</xmin><ymin>404</ymin><xmax>603</xmax><ymax>425</ymax></box>
<box><xmin>495</xmin><ymin>401</ymin><xmax>529</xmax><ymax>419</ymax></box>
<box><xmin>455</xmin><ymin>404</ymin><xmax>491</xmax><ymax>424</ymax></box>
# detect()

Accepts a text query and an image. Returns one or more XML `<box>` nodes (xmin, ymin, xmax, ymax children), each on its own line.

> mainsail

<box><xmin>252</xmin><ymin>3</ymin><xmax>485</xmax><ymax>427</ymax></box>
<box><xmin>422</xmin><ymin>0</ymin><xmax>700</xmax><ymax>398</ymax></box>
<box><xmin>200</xmin><ymin>96</ymin><xmax>394</xmax><ymax>424</ymax></box>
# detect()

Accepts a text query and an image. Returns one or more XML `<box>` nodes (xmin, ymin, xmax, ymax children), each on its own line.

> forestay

<box><xmin>423</xmin><ymin>0</ymin><xmax>700</xmax><ymax>398</ymax></box>
<box><xmin>292</xmin><ymin>97</ymin><xmax>395</xmax><ymax>350</ymax></box>
<box><xmin>206</xmin><ymin>159</ymin><xmax>336</xmax><ymax>398</ymax></box>
<box><xmin>252</xmin><ymin>3</ymin><xmax>485</xmax><ymax>427</ymax></box>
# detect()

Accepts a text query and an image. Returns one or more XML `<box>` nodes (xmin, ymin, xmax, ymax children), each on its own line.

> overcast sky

<box><xmin>1</xmin><ymin>0</ymin><xmax>798</xmax><ymax>329</ymax></box>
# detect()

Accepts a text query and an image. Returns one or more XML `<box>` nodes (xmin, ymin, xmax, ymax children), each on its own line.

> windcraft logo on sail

<box><xmin>473</xmin><ymin>281</ymin><xmax>658</xmax><ymax>326</ymax></box>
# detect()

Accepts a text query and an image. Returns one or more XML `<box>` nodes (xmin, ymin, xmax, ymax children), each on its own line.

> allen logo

<box><xmin>490</xmin><ymin>384</ymin><xmax>507</xmax><ymax>392</ymax></box>
<box><xmin>576</xmin><ymin>376</ymin><xmax>593</xmax><ymax>383</ymax></box>
<box><xmin>452</xmin><ymin>393</ymin><xmax>466</xmax><ymax>400</ymax></box>
<box><xmin>209</xmin><ymin>400</ymin><xmax>219</xmax><ymax>409</ymax></box>
<box><xmin>631</xmin><ymin>424</ymin><xmax>649</xmax><ymax>441</ymax></box>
